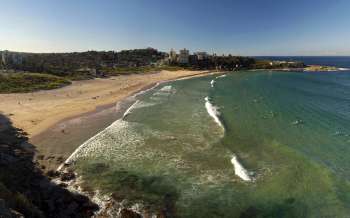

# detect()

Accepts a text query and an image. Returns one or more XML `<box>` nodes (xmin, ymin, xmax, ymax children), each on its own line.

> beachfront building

<box><xmin>178</xmin><ymin>48</ymin><xmax>189</xmax><ymax>64</ymax></box>
<box><xmin>1</xmin><ymin>50</ymin><xmax>8</xmax><ymax>65</ymax></box>
<box><xmin>194</xmin><ymin>52</ymin><xmax>208</xmax><ymax>61</ymax></box>
<box><xmin>169</xmin><ymin>48</ymin><xmax>177</xmax><ymax>64</ymax></box>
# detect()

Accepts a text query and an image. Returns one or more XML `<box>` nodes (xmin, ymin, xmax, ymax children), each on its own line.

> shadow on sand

<box><xmin>0</xmin><ymin>113</ymin><xmax>98</xmax><ymax>217</ymax></box>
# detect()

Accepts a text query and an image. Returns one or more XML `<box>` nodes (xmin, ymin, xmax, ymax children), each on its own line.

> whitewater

<box><xmin>204</xmin><ymin>96</ymin><xmax>224</xmax><ymax>129</ymax></box>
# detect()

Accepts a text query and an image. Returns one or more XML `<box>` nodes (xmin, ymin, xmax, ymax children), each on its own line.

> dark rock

<box><xmin>72</xmin><ymin>194</ymin><xmax>89</xmax><ymax>204</ymax></box>
<box><xmin>120</xmin><ymin>208</ymin><xmax>142</xmax><ymax>218</ymax></box>
<box><xmin>240</xmin><ymin>206</ymin><xmax>260</xmax><ymax>218</ymax></box>
<box><xmin>60</xmin><ymin>171</ymin><xmax>76</xmax><ymax>181</ymax></box>
<box><xmin>0</xmin><ymin>114</ymin><xmax>98</xmax><ymax>217</ymax></box>
<box><xmin>45</xmin><ymin>155</ymin><xmax>55</xmax><ymax>160</ymax></box>
<box><xmin>82</xmin><ymin>201</ymin><xmax>99</xmax><ymax>211</ymax></box>
<box><xmin>56</xmin><ymin>156</ymin><xmax>64</xmax><ymax>163</ymax></box>
<box><xmin>0</xmin><ymin>199</ymin><xmax>12</xmax><ymax>218</ymax></box>
<box><xmin>0</xmin><ymin>153</ymin><xmax>17</xmax><ymax>164</ymax></box>
<box><xmin>58</xmin><ymin>183</ymin><xmax>68</xmax><ymax>188</ymax></box>
<box><xmin>65</xmin><ymin>202</ymin><xmax>79</xmax><ymax>215</ymax></box>
<box><xmin>10</xmin><ymin>209</ymin><xmax>24</xmax><ymax>218</ymax></box>
<box><xmin>46</xmin><ymin>170</ymin><xmax>60</xmax><ymax>178</ymax></box>
<box><xmin>36</xmin><ymin>154</ymin><xmax>45</xmax><ymax>160</ymax></box>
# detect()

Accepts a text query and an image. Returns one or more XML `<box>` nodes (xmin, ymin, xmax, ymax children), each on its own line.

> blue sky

<box><xmin>1</xmin><ymin>0</ymin><xmax>349</xmax><ymax>55</ymax></box>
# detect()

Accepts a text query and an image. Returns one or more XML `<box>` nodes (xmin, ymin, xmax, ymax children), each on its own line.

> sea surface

<box><xmin>71</xmin><ymin>57</ymin><xmax>350</xmax><ymax>217</ymax></box>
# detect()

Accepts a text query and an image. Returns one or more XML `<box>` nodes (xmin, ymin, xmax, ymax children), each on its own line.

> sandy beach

<box><xmin>0</xmin><ymin>70</ymin><xmax>214</xmax><ymax>137</ymax></box>
<box><xmin>0</xmin><ymin>70</ymin><xmax>220</xmax><ymax>169</ymax></box>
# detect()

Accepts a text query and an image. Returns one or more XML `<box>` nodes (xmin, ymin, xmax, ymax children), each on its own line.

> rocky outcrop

<box><xmin>0</xmin><ymin>114</ymin><xmax>98</xmax><ymax>217</ymax></box>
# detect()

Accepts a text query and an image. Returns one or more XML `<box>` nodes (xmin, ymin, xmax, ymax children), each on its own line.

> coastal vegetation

<box><xmin>252</xmin><ymin>60</ymin><xmax>305</xmax><ymax>69</ymax></box>
<box><xmin>102</xmin><ymin>65</ymin><xmax>186</xmax><ymax>76</ymax></box>
<box><xmin>304</xmin><ymin>65</ymin><xmax>339</xmax><ymax>71</ymax></box>
<box><xmin>0</xmin><ymin>48</ymin><xmax>167</xmax><ymax>77</ymax></box>
<box><xmin>0</xmin><ymin>72</ymin><xmax>71</xmax><ymax>93</ymax></box>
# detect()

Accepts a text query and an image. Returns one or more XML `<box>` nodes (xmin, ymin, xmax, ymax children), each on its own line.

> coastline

<box><xmin>0</xmin><ymin>70</ymin><xmax>214</xmax><ymax>138</ymax></box>
<box><xmin>52</xmin><ymin>70</ymin><xmax>229</xmax><ymax>217</ymax></box>
<box><xmin>0</xmin><ymin>70</ymin><xmax>223</xmax><ymax>170</ymax></box>
<box><xmin>250</xmin><ymin>65</ymin><xmax>350</xmax><ymax>72</ymax></box>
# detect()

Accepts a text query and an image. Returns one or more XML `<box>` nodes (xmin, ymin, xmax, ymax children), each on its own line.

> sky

<box><xmin>1</xmin><ymin>0</ymin><xmax>350</xmax><ymax>56</ymax></box>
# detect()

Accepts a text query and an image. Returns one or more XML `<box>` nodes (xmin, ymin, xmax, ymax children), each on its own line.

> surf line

<box><xmin>231</xmin><ymin>154</ymin><xmax>252</xmax><ymax>182</ymax></box>
<box><xmin>58</xmin><ymin>99</ymin><xmax>140</xmax><ymax>171</ymax></box>
<box><xmin>204</xmin><ymin>96</ymin><xmax>224</xmax><ymax>130</ymax></box>
<box><xmin>57</xmin><ymin>86</ymin><xmax>154</xmax><ymax>172</ymax></box>
<box><xmin>132</xmin><ymin>83</ymin><xmax>160</xmax><ymax>98</ymax></box>
<box><xmin>216</xmin><ymin>74</ymin><xmax>227</xmax><ymax>79</ymax></box>
<box><xmin>122</xmin><ymin>100</ymin><xmax>140</xmax><ymax>119</ymax></box>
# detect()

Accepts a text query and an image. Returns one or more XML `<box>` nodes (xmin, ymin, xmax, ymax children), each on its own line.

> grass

<box><xmin>0</xmin><ymin>72</ymin><xmax>71</xmax><ymax>93</ymax></box>
<box><xmin>304</xmin><ymin>65</ymin><xmax>338</xmax><ymax>71</ymax></box>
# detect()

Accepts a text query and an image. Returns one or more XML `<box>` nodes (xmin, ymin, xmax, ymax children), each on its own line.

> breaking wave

<box><xmin>123</xmin><ymin>100</ymin><xmax>140</xmax><ymax>119</ymax></box>
<box><xmin>231</xmin><ymin>154</ymin><xmax>252</xmax><ymax>182</ymax></box>
<box><xmin>204</xmin><ymin>97</ymin><xmax>224</xmax><ymax>130</ymax></box>
<box><xmin>210</xmin><ymin>80</ymin><xmax>215</xmax><ymax>88</ymax></box>
<box><xmin>216</xmin><ymin>74</ymin><xmax>227</xmax><ymax>79</ymax></box>
<box><xmin>132</xmin><ymin>83</ymin><xmax>159</xmax><ymax>98</ymax></box>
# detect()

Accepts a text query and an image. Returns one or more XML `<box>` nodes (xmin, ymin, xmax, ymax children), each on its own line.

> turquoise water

<box><xmin>73</xmin><ymin>70</ymin><xmax>350</xmax><ymax>217</ymax></box>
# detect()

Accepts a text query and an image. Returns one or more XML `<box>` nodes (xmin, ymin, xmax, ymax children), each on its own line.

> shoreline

<box><xmin>2</xmin><ymin>70</ymin><xmax>224</xmax><ymax>170</ymax></box>
<box><xmin>58</xmin><ymin>70</ymin><xmax>224</xmax><ymax>171</ymax></box>
<box><xmin>0</xmin><ymin>70</ymin><xmax>216</xmax><ymax>138</ymax></box>
<box><xmin>53</xmin><ymin>70</ymin><xmax>228</xmax><ymax>217</ymax></box>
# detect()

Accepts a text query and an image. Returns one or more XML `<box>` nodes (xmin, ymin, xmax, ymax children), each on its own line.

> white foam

<box><xmin>204</xmin><ymin>97</ymin><xmax>224</xmax><ymax>129</ymax></box>
<box><xmin>216</xmin><ymin>74</ymin><xmax>227</xmax><ymax>79</ymax></box>
<box><xmin>231</xmin><ymin>155</ymin><xmax>252</xmax><ymax>182</ymax></box>
<box><xmin>339</xmin><ymin>68</ymin><xmax>350</xmax><ymax>71</ymax></box>
<box><xmin>58</xmin><ymin>119</ymin><xmax>145</xmax><ymax>171</ymax></box>
<box><xmin>210</xmin><ymin>80</ymin><xmax>215</xmax><ymax>88</ymax></box>
<box><xmin>57</xmin><ymin>98</ymin><xmax>144</xmax><ymax>171</ymax></box>
<box><xmin>122</xmin><ymin>100</ymin><xmax>140</xmax><ymax>118</ymax></box>
<box><xmin>159</xmin><ymin>85</ymin><xmax>172</xmax><ymax>92</ymax></box>
<box><xmin>57</xmin><ymin>119</ymin><xmax>121</xmax><ymax>171</ymax></box>
<box><xmin>132</xmin><ymin>83</ymin><xmax>159</xmax><ymax>98</ymax></box>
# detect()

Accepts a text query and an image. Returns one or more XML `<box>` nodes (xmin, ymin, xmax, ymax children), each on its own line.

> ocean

<box><xmin>70</xmin><ymin>57</ymin><xmax>350</xmax><ymax>217</ymax></box>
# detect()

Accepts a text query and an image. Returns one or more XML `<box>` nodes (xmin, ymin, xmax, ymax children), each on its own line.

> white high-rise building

<box><xmin>169</xmin><ymin>48</ymin><xmax>177</xmax><ymax>63</ymax></box>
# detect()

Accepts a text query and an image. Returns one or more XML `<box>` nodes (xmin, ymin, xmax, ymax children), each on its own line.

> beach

<box><xmin>0</xmin><ymin>70</ymin><xmax>218</xmax><ymax>169</ymax></box>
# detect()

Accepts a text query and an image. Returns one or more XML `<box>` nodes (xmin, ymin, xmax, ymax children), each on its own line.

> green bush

<box><xmin>0</xmin><ymin>72</ymin><xmax>71</xmax><ymax>93</ymax></box>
